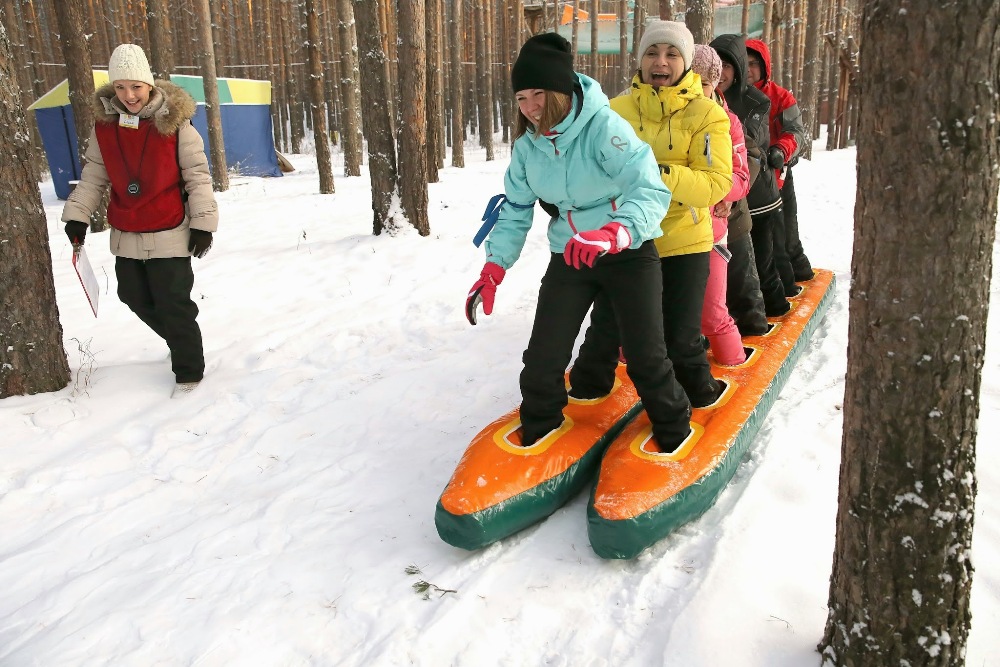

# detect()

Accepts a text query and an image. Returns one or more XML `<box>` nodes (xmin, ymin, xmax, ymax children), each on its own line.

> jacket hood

<box><xmin>709</xmin><ymin>34</ymin><xmax>748</xmax><ymax>93</ymax></box>
<box><xmin>524</xmin><ymin>73</ymin><xmax>606</xmax><ymax>150</ymax></box>
<box><xmin>92</xmin><ymin>80</ymin><xmax>197</xmax><ymax>136</ymax></box>
<box><xmin>745</xmin><ymin>38</ymin><xmax>772</xmax><ymax>82</ymax></box>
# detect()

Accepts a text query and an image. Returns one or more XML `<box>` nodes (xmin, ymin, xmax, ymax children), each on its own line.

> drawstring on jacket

<box><xmin>666</xmin><ymin>101</ymin><xmax>673</xmax><ymax>151</ymax></box>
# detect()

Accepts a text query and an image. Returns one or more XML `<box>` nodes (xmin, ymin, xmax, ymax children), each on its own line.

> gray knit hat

<box><xmin>638</xmin><ymin>21</ymin><xmax>695</xmax><ymax>71</ymax></box>
<box><xmin>108</xmin><ymin>44</ymin><xmax>155</xmax><ymax>86</ymax></box>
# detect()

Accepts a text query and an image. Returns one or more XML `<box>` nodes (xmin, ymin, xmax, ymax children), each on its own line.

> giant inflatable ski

<box><xmin>436</xmin><ymin>364</ymin><xmax>641</xmax><ymax>550</ymax></box>
<box><xmin>437</xmin><ymin>269</ymin><xmax>835</xmax><ymax>556</ymax></box>
<box><xmin>588</xmin><ymin>269</ymin><xmax>836</xmax><ymax>558</ymax></box>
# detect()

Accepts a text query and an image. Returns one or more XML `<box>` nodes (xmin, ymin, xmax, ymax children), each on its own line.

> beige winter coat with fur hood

<box><xmin>61</xmin><ymin>80</ymin><xmax>219</xmax><ymax>260</ymax></box>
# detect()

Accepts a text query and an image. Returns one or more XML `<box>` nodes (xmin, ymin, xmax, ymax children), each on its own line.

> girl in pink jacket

<box><xmin>692</xmin><ymin>45</ymin><xmax>749</xmax><ymax>366</ymax></box>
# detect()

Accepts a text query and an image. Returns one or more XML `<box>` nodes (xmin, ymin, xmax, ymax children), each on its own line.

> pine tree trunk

<box><xmin>281</xmin><ymin>0</ymin><xmax>306</xmax><ymax>153</ymax></box>
<box><xmin>102</xmin><ymin>2</ymin><xmax>120</xmax><ymax>68</ymax></box>
<box><xmin>335</xmin><ymin>0</ymin><xmax>363</xmax><ymax>176</ymax></box>
<box><xmin>168</xmin><ymin>0</ymin><xmax>194</xmax><ymax>74</ymax></box>
<box><xmin>769</xmin><ymin>1</ymin><xmax>783</xmax><ymax>85</ymax></box>
<box><xmin>0</xmin><ymin>19</ymin><xmax>70</xmax><ymax>398</ymax></box>
<box><xmin>761</xmin><ymin>0</ymin><xmax>773</xmax><ymax>44</ymax></box>
<box><xmin>826</xmin><ymin>0</ymin><xmax>845</xmax><ymax>150</ymax></box>
<box><xmin>351</xmin><ymin>0</ymin><xmax>398</xmax><ymax>234</ymax></box>
<box><xmin>2</xmin><ymin>0</ymin><xmax>43</xmax><ymax>179</ymax></box>
<box><xmin>304</xmin><ymin>0</ymin><xmax>334</xmax><ymax>193</ymax></box>
<box><xmin>195</xmin><ymin>0</ymin><xmax>229</xmax><ymax>191</ymax></box>
<box><xmin>396</xmin><ymin>0</ymin><xmax>429</xmax><ymax>236</ymax></box>
<box><xmin>685</xmin><ymin>0</ymin><xmax>714</xmax><ymax>44</ymax></box>
<box><xmin>474</xmin><ymin>0</ymin><xmax>494</xmax><ymax>160</ymax></box>
<box><xmin>590</xmin><ymin>0</ymin><xmax>599</xmax><ymax>74</ymax></box>
<box><xmin>379</xmin><ymin>0</ymin><xmax>399</xmax><ymax>134</ymax></box>
<box><xmin>322</xmin><ymin>4</ymin><xmax>341</xmax><ymax>144</ymax></box>
<box><xmin>497</xmin><ymin>0</ymin><xmax>511</xmax><ymax>143</ymax></box>
<box><xmin>617</xmin><ymin>0</ymin><xmax>628</xmax><ymax>90</ymax></box>
<box><xmin>84</xmin><ymin>0</ymin><xmax>107</xmax><ymax>68</ymax></box>
<box><xmin>204</xmin><ymin>0</ymin><xmax>224</xmax><ymax>78</ymax></box>
<box><xmin>818</xmin><ymin>0</ymin><xmax>1000</xmax><ymax>664</ymax></box>
<box><xmin>52</xmin><ymin>0</ymin><xmax>95</xmax><ymax>169</ymax></box>
<box><xmin>22</xmin><ymin>2</ymin><xmax>48</xmax><ymax>97</ymax></box>
<box><xmin>571</xmin><ymin>0</ymin><xmax>580</xmax><ymax>54</ymax></box>
<box><xmin>449</xmin><ymin>0</ymin><xmax>465</xmax><ymax>168</ymax></box>
<box><xmin>630</xmin><ymin>0</ymin><xmax>644</xmax><ymax>67</ymax></box>
<box><xmin>256</xmin><ymin>0</ymin><xmax>282</xmax><ymax>151</ymax></box>
<box><xmin>424</xmin><ymin>0</ymin><xmax>442</xmax><ymax>181</ymax></box>
<box><xmin>35</xmin><ymin>0</ymin><xmax>60</xmax><ymax>87</ymax></box>
<box><xmin>146</xmin><ymin>0</ymin><xmax>175</xmax><ymax>79</ymax></box>
<box><xmin>798</xmin><ymin>0</ymin><xmax>821</xmax><ymax>159</ymax></box>
<box><xmin>487</xmin><ymin>0</ymin><xmax>501</xmax><ymax>136</ymax></box>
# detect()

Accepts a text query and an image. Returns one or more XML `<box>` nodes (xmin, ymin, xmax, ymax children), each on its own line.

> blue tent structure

<box><xmin>29</xmin><ymin>72</ymin><xmax>283</xmax><ymax>200</ymax></box>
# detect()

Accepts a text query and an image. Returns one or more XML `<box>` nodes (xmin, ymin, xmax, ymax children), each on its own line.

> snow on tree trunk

<box><xmin>195</xmin><ymin>0</ymin><xmax>229</xmax><ymax>192</ymax></box>
<box><xmin>397</xmin><ymin>0</ymin><xmax>430</xmax><ymax>236</ymax></box>
<box><xmin>351</xmin><ymin>0</ymin><xmax>398</xmax><ymax>234</ymax></box>
<box><xmin>0</xmin><ymin>18</ymin><xmax>70</xmax><ymax>397</ymax></box>
<box><xmin>304</xmin><ymin>0</ymin><xmax>334</xmax><ymax>194</ymax></box>
<box><xmin>818</xmin><ymin>1</ymin><xmax>1000</xmax><ymax>664</ymax></box>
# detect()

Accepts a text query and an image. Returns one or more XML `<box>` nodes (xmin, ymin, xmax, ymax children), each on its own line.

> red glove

<box><xmin>563</xmin><ymin>222</ymin><xmax>632</xmax><ymax>269</ymax></box>
<box><xmin>465</xmin><ymin>262</ymin><xmax>506</xmax><ymax>325</ymax></box>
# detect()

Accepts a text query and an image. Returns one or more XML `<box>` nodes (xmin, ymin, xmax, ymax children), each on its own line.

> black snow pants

<box><xmin>116</xmin><ymin>256</ymin><xmax>205</xmax><ymax>383</ymax></box>
<box><xmin>570</xmin><ymin>249</ymin><xmax>719</xmax><ymax>409</ymax></box>
<box><xmin>520</xmin><ymin>242</ymin><xmax>691</xmax><ymax>450</ymax></box>
<box><xmin>725</xmin><ymin>232</ymin><xmax>769</xmax><ymax>336</ymax></box>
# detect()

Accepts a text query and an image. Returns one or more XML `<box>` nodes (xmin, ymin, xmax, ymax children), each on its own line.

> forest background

<box><xmin>4</xmin><ymin>0</ymin><xmax>861</xmax><ymax>234</ymax></box>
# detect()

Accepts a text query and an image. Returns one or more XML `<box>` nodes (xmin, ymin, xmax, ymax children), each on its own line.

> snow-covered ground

<box><xmin>1</xmin><ymin>138</ymin><xmax>997</xmax><ymax>666</ymax></box>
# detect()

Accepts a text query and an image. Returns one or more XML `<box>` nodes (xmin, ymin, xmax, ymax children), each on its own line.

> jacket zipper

<box><xmin>704</xmin><ymin>133</ymin><xmax>712</xmax><ymax>166</ymax></box>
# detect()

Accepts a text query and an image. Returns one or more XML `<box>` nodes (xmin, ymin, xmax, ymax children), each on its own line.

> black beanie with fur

<box><xmin>511</xmin><ymin>33</ymin><xmax>575</xmax><ymax>95</ymax></box>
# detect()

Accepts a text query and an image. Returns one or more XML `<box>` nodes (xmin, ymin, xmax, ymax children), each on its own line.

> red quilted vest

<box><xmin>94</xmin><ymin>119</ymin><xmax>185</xmax><ymax>233</ymax></box>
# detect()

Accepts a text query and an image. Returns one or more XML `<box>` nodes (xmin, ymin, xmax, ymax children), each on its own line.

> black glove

<box><xmin>537</xmin><ymin>199</ymin><xmax>559</xmax><ymax>219</ymax></box>
<box><xmin>65</xmin><ymin>221</ymin><xmax>89</xmax><ymax>245</ymax></box>
<box><xmin>767</xmin><ymin>146</ymin><xmax>785</xmax><ymax>170</ymax></box>
<box><xmin>189</xmin><ymin>229</ymin><xmax>213</xmax><ymax>258</ymax></box>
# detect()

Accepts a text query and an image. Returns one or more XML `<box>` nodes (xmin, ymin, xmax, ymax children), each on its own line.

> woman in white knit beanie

<box><xmin>570</xmin><ymin>21</ymin><xmax>737</xmax><ymax>419</ymax></box>
<box><xmin>60</xmin><ymin>43</ymin><xmax>220</xmax><ymax>397</ymax></box>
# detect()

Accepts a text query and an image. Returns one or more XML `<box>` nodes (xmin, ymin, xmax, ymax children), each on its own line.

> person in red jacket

<box><xmin>745</xmin><ymin>38</ymin><xmax>814</xmax><ymax>288</ymax></box>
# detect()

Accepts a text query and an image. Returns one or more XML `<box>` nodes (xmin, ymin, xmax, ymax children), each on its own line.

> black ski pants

<box><xmin>725</xmin><ymin>233</ymin><xmax>769</xmax><ymax>336</ymax></box>
<box><xmin>780</xmin><ymin>169</ymin><xmax>814</xmax><ymax>281</ymax></box>
<box><xmin>520</xmin><ymin>242</ymin><xmax>691</xmax><ymax>449</ymax></box>
<box><xmin>116</xmin><ymin>256</ymin><xmax>205</xmax><ymax>383</ymax></box>
<box><xmin>750</xmin><ymin>208</ymin><xmax>793</xmax><ymax>313</ymax></box>
<box><xmin>570</xmin><ymin>250</ymin><xmax>717</xmax><ymax>408</ymax></box>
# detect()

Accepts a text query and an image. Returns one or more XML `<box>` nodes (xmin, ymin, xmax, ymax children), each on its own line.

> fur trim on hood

<box><xmin>91</xmin><ymin>80</ymin><xmax>197</xmax><ymax>136</ymax></box>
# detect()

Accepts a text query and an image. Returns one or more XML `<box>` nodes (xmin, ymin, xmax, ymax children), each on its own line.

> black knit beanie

<box><xmin>511</xmin><ymin>33</ymin><xmax>575</xmax><ymax>95</ymax></box>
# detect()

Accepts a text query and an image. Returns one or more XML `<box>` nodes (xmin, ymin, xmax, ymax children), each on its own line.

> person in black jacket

<box><xmin>710</xmin><ymin>34</ymin><xmax>790</xmax><ymax>316</ymax></box>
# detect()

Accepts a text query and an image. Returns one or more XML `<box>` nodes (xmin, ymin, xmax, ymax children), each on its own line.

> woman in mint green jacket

<box><xmin>465</xmin><ymin>33</ymin><xmax>692</xmax><ymax>451</ymax></box>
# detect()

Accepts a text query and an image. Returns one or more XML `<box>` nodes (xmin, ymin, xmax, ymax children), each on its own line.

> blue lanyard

<box><xmin>473</xmin><ymin>194</ymin><xmax>534</xmax><ymax>247</ymax></box>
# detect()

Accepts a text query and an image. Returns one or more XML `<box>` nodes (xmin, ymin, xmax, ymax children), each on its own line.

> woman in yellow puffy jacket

<box><xmin>569</xmin><ymin>21</ymin><xmax>733</xmax><ymax>414</ymax></box>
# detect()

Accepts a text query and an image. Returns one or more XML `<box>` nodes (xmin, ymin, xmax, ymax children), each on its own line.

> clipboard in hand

<box><xmin>72</xmin><ymin>245</ymin><xmax>100</xmax><ymax>317</ymax></box>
